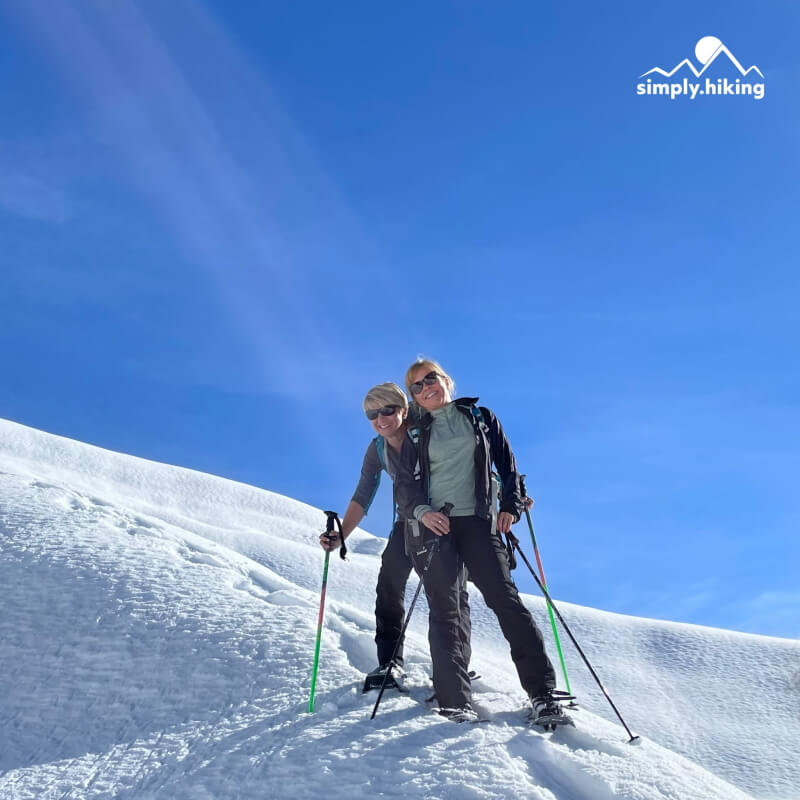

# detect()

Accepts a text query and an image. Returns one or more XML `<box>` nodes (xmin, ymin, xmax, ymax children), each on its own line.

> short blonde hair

<box><xmin>362</xmin><ymin>382</ymin><xmax>409</xmax><ymax>411</ymax></box>
<box><xmin>404</xmin><ymin>357</ymin><xmax>456</xmax><ymax>399</ymax></box>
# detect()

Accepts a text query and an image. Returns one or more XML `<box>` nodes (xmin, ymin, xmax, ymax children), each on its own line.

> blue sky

<box><xmin>1</xmin><ymin>1</ymin><xmax>798</xmax><ymax>638</ymax></box>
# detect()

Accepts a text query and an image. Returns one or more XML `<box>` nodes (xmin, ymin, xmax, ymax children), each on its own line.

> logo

<box><xmin>636</xmin><ymin>36</ymin><xmax>765</xmax><ymax>100</ymax></box>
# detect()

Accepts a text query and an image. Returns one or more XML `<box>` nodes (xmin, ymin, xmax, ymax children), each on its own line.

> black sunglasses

<box><xmin>409</xmin><ymin>371</ymin><xmax>441</xmax><ymax>396</ymax></box>
<box><xmin>365</xmin><ymin>405</ymin><xmax>401</xmax><ymax>421</ymax></box>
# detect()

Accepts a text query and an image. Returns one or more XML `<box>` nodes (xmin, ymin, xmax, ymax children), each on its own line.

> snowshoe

<box><xmin>362</xmin><ymin>663</ymin><xmax>408</xmax><ymax>694</ymax></box>
<box><xmin>435</xmin><ymin>704</ymin><xmax>483</xmax><ymax>724</ymax></box>
<box><xmin>529</xmin><ymin>691</ymin><xmax>575</xmax><ymax>732</ymax></box>
<box><xmin>552</xmin><ymin>688</ymin><xmax>579</xmax><ymax>708</ymax></box>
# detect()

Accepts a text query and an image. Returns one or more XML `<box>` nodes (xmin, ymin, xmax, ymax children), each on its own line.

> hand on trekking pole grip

<box><xmin>421</xmin><ymin>502</ymin><xmax>454</xmax><ymax>536</ymax></box>
<box><xmin>497</xmin><ymin>512</ymin><xmax>516</xmax><ymax>534</ymax></box>
<box><xmin>421</xmin><ymin>511</ymin><xmax>450</xmax><ymax>536</ymax></box>
<box><xmin>519</xmin><ymin>475</ymin><xmax>534</xmax><ymax>511</ymax></box>
<box><xmin>319</xmin><ymin>530</ymin><xmax>343</xmax><ymax>551</ymax></box>
<box><xmin>496</xmin><ymin>493</ymin><xmax>531</xmax><ymax>533</ymax></box>
<box><xmin>320</xmin><ymin>510</ymin><xmax>347</xmax><ymax>559</ymax></box>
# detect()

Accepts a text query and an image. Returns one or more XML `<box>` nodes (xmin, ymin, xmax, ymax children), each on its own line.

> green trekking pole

<box><xmin>308</xmin><ymin>510</ymin><xmax>346</xmax><ymax>713</ymax></box>
<box><xmin>520</xmin><ymin>476</ymin><xmax>574</xmax><ymax>701</ymax></box>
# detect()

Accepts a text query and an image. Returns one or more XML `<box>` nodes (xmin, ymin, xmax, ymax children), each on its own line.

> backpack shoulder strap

<box><xmin>375</xmin><ymin>435</ymin><xmax>387</xmax><ymax>472</ymax></box>
<box><xmin>467</xmin><ymin>404</ymin><xmax>491</xmax><ymax>438</ymax></box>
<box><xmin>406</xmin><ymin>426</ymin><xmax>422</xmax><ymax>481</ymax></box>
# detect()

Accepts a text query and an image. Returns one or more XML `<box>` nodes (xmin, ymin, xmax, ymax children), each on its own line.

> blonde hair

<box><xmin>362</xmin><ymin>382</ymin><xmax>409</xmax><ymax>411</ymax></box>
<box><xmin>404</xmin><ymin>357</ymin><xmax>456</xmax><ymax>400</ymax></box>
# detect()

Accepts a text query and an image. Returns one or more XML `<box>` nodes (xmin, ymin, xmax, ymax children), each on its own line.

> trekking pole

<box><xmin>371</xmin><ymin>503</ymin><xmax>453</xmax><ymax>720</ymax></box>
<box><xmin>508</xmin><ymin>532</ymin><xmax>640</xmax><ymax>743</ymax></box>
<box><xmin>519</xmin><ymin>476</ymin><xmax>574</xmax><ymax>702</ymax></box>
<box><xmin>308</xmin><ymin>510</ymin><xmax>345</xmax><ymax>713</ymax></box>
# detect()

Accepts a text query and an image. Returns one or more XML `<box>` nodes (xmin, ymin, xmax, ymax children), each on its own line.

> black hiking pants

<box><xmin>376</xmin><ymin>519</ymin><xmax>471</xmax><ymax>669</ymax></box>
<box><xmin>411</xmin><ymin>515</ymin><xmax>556</xmax><ymax>709</ymax></box>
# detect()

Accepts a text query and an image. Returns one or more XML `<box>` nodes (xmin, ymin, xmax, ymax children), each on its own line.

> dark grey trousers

<box><xmin>411</xmin><ymin>515</ymin><xmax>556</xmax><ymax>709</ymax></box>
<box><xmin>376</xmin><ymin>520</ymin><xmax>471</xmax><ymax>669</ymax></box>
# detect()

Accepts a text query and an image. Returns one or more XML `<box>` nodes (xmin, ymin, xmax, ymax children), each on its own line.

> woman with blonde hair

<box><xmin>320</xmin><ymin>381</ymin><xmax>471</xmax><ymax>692</ymax></box>
<box><xmin>394</xmin><ymin>358</ymin><xmax>569</xmax><ymax>726</ymax></box>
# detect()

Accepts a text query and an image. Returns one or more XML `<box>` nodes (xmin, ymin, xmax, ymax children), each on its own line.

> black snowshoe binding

<box><xmin>362</xmin><ymin>663</ymin><xmax>408</xmax><ymax>694</ymax></box>
<box><xmin>529</xmin><ymin>690</ymin><xmax>575</xmax><ymax>731</ymax></box>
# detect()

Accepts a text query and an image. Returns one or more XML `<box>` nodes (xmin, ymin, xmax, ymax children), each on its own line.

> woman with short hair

<box><xmin>395</xmin><ymin>358</ymin><xmax>569</xmax><ymax>726</ymax></box>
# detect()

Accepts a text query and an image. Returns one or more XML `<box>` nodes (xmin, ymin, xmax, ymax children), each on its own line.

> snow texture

<box><xmin>0</xmin><ymin>417</ymin><xmax>798</xmax><ymax>799</ymax></box>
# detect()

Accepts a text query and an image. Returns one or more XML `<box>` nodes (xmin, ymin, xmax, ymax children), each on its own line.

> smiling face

<box><xmin>410</xmin><ymin>366</ymin><xmax>451</xmax><ymax>412</ymax></box>
<box><xmin>365</xmin><ymin>404</ymin><xmax>407</xmax><ymax>437</ymax></box>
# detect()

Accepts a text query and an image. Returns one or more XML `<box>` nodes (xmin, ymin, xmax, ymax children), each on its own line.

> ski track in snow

<box><xmin>0</xmin><ymin>418</ymin><xmax>798</xmax><ymax>799</ymax></box>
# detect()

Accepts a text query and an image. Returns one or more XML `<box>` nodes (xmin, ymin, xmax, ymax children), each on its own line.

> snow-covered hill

<box><xmin>0</xmin><ymin>418</ymin><xmax>797</xmax><ymax>799</ymax></box>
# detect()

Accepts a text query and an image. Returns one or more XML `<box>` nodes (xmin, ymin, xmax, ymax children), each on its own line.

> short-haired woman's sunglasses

<box><xmin>365</xmin><ymin>405</ymin><xmax>401</xmax><ymax>420</ymax></box>
<box><xmin>409</xmin><ymin>371</ymin><xmax>440</xmax><ymax>395</ymax></box>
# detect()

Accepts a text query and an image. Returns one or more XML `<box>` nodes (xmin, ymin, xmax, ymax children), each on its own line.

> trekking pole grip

<box><xmin>323</xmin><ymin>510</ymin><xmax>347</xmax><ymax>560</ymax></box>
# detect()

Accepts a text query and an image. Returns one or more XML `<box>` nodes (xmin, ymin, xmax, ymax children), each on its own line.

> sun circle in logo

<box><xmin>695</xmin><ymin>36</ymin><xmax>723</xmax><ymax>65</ymax></box>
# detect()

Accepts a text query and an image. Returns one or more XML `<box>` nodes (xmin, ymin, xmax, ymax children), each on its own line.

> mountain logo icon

<box><xmin>640</xmin><ymin>36</ymin><xmax>764</xmax><ymax>79</ymax></box>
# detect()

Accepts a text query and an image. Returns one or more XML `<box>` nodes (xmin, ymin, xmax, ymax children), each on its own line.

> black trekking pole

<box><xmin>508</xmin><ymin>532</ymin><xmax>640</xmax><ymax>744</ymax></box>
<box><xmin>371</xmin><ymin>503</ymin><xmax>453</xmax><ymax>720</ymax></box>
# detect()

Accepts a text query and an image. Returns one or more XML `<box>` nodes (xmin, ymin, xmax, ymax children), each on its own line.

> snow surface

<box><xmin>0</xmin><ymin>417</ymin><xmax>798</xmax><ymax>800</ymax></box>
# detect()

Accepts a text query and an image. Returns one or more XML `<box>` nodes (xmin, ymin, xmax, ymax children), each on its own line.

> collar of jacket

<box><xmin>417</xmin><ymin>396</ymin><xmax>479</xmax><ymax>428</ymax></box>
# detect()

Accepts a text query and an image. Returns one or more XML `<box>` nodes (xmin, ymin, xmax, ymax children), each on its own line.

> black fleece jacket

<box><xmin>394</xmin><ymin>397</ymin><xmax>524</xmax><ymax>523</ymax></box>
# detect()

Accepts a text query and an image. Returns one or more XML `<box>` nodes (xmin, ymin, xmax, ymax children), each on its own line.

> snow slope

<box><xmin>0</xmin><ymin>418</ymin><xmax>797</xmax><ymax>800</ymax></box>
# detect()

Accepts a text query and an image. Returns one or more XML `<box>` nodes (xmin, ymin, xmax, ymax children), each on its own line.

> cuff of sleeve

<box><xmin>414</xmin><ymin>504</ymin><xmax>434</xmax><ymax>521</ymax></box>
